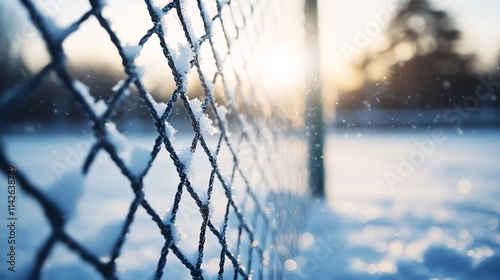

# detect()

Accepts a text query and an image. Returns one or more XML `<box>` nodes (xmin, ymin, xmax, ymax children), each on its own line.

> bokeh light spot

<box><xmin>284</xmin><ymin>259</ymin><xmax>297</xmax><ymax>271</ymax></box>
<box><xmin>458</xmin><ymin>179</ymin><xmax>472</xmax><ymax>194</ymax></box>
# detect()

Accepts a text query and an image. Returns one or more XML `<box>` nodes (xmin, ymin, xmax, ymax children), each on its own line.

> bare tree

<box><xmin>340</xmin><ymin>0</ymin><xmax>479</xmax><ymax>110</ymax></box>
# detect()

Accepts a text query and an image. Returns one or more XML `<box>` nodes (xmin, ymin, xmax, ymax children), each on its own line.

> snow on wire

<box><xmin>0</xmin><ymin>0</ymin><xmax>307</xmax><ymax>279</ymax></box>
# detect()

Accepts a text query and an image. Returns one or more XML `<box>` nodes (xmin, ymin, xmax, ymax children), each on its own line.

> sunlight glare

<box><xmin>258</xmin><ymin>47</ymin><xmax>303</xmax><ymax>90</ymax></box>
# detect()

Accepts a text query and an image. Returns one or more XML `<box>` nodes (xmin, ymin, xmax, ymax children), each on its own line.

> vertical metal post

<box><xmin>304</xmin><ymin>0</ymin><xmax>325</xmax><ymax>197</ymax></box>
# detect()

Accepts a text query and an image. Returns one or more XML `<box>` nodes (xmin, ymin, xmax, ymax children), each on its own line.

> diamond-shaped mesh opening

<box><xmin>142</xmin><ymin>147</ymin><xmax>179</xmax><ymax>211</ymax></box>
<box><xmin>65</xmin><ymin>154</ymin><xmax>134</xmax><ymax>246</ymax></box>
<box><xmin>208</xmin><ymin>179</ymin><xmax>230</xmax><ymax>227</ymax></box>
<box><xmin>42</xmin><ymin>243</ymin><xmax>102</xmax><ymax>280</ymax></box>
<box><xmin>173</xmin><ymin>195</ymin><xmax>205</xmax><ymax>253</ymax></box>
<box><xmin>0</xmin><ymin>0</ymin><xmax>308</xmax><ymax>278</ymax></box>
<box><xmin>161</xmin><ymin>249</ymin><xmax>193</xmax><ymax>280</ymax></box>
<box><xmin>135</xmin><ymin>34</ymin><xmax>177</xmax><ymax>95</ymax></box>
<box><xmin>101</xmin><ymin>1</ymin><xmax>152</xmax><ymax>46</ymax></box>
<box><xmin>115</xmin><ymin>206</ymin><xmax>166</xmax><ymax>277</ymax></box>
<box><xmin>62</xmin><ymin>15</ymin><xmax>123</xmax><ymax>69</ymax></box>
<box><xmin>186</xmin><ymin>70</ymin><xmax>210</xmax><ymax>106</ymax></box>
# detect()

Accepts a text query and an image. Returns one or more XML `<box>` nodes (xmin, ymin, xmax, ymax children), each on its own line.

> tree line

<box><xmin>337</xmin><ymin>0</ymin><xmax>500</xmax><ymax>111</ymax></box>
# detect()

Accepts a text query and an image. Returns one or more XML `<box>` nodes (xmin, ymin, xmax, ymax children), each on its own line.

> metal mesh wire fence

<box><xmin>0</xmin><ymin>0</ymin><xmax>308</xmax><ymax>279</ymax></box>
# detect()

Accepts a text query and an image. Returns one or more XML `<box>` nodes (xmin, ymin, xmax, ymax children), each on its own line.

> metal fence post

<box><xmin>305</xmin><ymin>0</ymin><xmax>325</xmax><ymax>197</ymax></box>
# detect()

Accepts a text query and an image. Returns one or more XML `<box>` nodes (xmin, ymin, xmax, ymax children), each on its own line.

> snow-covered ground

<box><xmin>0</xmin><ymin>129</ymin><xmax>305</xmax><ymax>280</ymax></box>
<box><xmin>1</xmin><ymin>128</ymin><xmax>499</xmax><ymax>279</ymax></box>
<box><xmin>286</xmin><ymin>128</ymin><xmax>500</xmax><ymax>280</ymax></box>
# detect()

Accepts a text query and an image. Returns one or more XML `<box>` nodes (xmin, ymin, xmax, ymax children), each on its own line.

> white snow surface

<box><xmin>178</xmin><ymin>0</ymin><xmax>205</xmax><ymax>49</ymax></box>
<box><xmin>122</xmin><ymin>44</ymin><xmax>142</xmax><ymax>61</ymax></box>
<box><xmin>112</xmin><ymin>80</ymin><xmax>123</xmax><ymax>92</ymax></box>
<box><xmin>74</xmin><ymin>80</ymin><xmax>108</xmax><ymax>117</ymax></box>
<box><xmin>188</xmin><ymin>97</ymin><xmax>218</xmax><ymax>135</ymax></box>
<box><xmin>104</xmin><ymin>122</ymin><xmax>153</xmax><ymax>177</ymax></box>
<box><xmin>0</xmin><ymin>128</ymin><xmax>499</xmax><ymax>279</ymax></box>
<box><xmin>46</xmin><ymin>170</ymin><xmax>85</xmax><ymax>219</ymax></box>
<box><xmin>155</xmin><ymin>4</ymin><xmax>194</xmax><ymax>77</ymax></box>
<box><xmin>177</xmin><ymin>146</ymin><xmax>194</xmax><ymax>180</ymax></box>
<box><xmin>284</xmin><ymin>128</ymin><xmax>500</xmax><ymax>280</ymax></box>
<box><xmin>128</xmin><ymin>145</ymin><xmax>151</xmax><ymax>177</ymax></box>
<box><xmin>85</xmin><ymin>221</ymin><xmax>124</xmax><ymax>257</ymax></box>
<box><xmin>171</xmin><ymin>42</ymin><xmax>194</xmax><ymax>75</ymax></box>
<box><xmin>164</xmin><ymin>121</ymin><xmax>177</xmax><ymax>139</ymax></box>
<box><xmin>104</xmin><ymin>122</ymin><xmax>128</xmax><ymax>152</ymax></box>
<box><xmin>145</xmin><ymin>92</ymin><xmax>167</xmax><ymax>116</ymax></box>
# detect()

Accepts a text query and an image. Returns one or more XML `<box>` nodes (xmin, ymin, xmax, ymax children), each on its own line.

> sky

<box><xmin>3</xmin><ymin>0</ymin><xmax>500</xmax><ymax>96</ymax></box>
<box><xmin>431</xmin><ymin>0</ymin><xmax>500</xmax><ymax>65</ymax></box>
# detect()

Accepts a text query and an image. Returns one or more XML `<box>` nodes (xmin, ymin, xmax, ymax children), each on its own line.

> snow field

<box><xmin>0</xmin><ymin>128</ymin><xmax>305</xmax><ymax>279</ymax></box>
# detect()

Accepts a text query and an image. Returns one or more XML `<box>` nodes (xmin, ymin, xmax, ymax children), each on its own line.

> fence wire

<box><xmin>0</xmin><ymin>0</ymin><xmax>308</xmax><ymax>279</ymax></box>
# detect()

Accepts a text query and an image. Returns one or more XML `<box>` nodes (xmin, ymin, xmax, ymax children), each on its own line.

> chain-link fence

<box><xmin>0</xmin><ymin>0</ymin><xmax>308</xmax><ymax>279</ymax></box>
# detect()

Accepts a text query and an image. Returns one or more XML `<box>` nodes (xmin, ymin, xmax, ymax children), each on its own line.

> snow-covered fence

<box><xmin>0</xmin><ymin>0</ymin><xmax>308</xmax><ymax>279</ymax></box>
